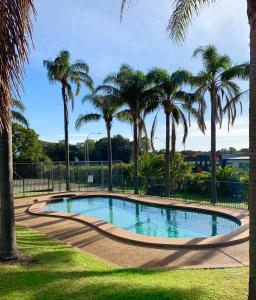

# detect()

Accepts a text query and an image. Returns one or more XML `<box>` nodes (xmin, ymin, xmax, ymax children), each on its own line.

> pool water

<box><xmin>45</xmin><ymin>196</ymin><xmax>240</xmax><ymax>238</ymax></box>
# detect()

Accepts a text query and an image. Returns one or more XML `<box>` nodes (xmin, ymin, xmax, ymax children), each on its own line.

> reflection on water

<box><xmin>46</xmin><ymin>196</ymin><xmax>240</xmax><ymax>239</ymax></box>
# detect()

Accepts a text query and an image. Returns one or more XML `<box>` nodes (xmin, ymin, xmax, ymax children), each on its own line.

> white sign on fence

<box><xmin>88</xmin><ymin>175</ymin><xmax>94</xmax><ymax>183</ymax></box>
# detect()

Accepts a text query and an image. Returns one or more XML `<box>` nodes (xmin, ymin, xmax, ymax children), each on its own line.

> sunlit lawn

<box><xmin>0</xmin><ymin>226</ymin><xmax>248</xmax><ymax>300</ymax></box>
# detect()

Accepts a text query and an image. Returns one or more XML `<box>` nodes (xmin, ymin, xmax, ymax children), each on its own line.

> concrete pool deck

<box><xmin>15</xmin><ymin>192</ymin><xmax>249</xmax><ymax>269</ymax></box>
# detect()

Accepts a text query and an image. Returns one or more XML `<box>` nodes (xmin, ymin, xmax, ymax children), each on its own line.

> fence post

<box><xmin>101</xmin><ymin>161</ymin><xmax>104</xmax><ymax>190</ymax></box>
<box><xmin>22</xmin><ymin>178</ymin><xmax>25</xmax><ymax>196</ymax></box>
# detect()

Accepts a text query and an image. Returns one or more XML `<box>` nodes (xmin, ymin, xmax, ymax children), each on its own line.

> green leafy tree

<box><xmin>43</xmin><ymin>140</ymin><xmax>81</xmax><ymax>162</ymax></box>
<box><xmin>125</xmin><ymin>152</ymin><xmax>192</xmax><ymax>192</ymax></box>
<box><xmin>97</xmin><ymin>64</ymin><xmax>158</xmax><ymax>194</ymax></box>
<box><xmin>92</xmin><ymin>135</ymin><xmax>132</xmax><ymax>162</ymax></box>
<box><xmin>139</xmin><ymin>152</ymin><xmax>164</xmax><ymax>179</ymax></box>
<box><xmin>147</xmin><ymin>68</ymin><xmax>204</xmax><ymax>197</ymax></box>
<box><xmin>13</xmin><ymin>124</ymin><xmax>49</xmax><ymax>162</ymax></box>
<box><xmin>76</xmin><ymin>94</ymin><xmax>121</xmax><ymax>191</ymax></box>
<box><xmin>43</xmin><ymin>50</ymin><xmax>93</xmax><ymax>191</ymax></box>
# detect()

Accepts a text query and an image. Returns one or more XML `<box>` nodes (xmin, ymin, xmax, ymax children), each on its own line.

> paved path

<box><xmin>15</xmin><ymin>193</ymin><xmax>249</xmax><ymax>269</ymax></box>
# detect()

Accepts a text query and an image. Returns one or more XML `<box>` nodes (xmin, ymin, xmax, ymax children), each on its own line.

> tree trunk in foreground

<box><xmin>107</xmin><ymin>124</ymin><xmax>113</xmax><ymax>192</ymax></box>
<box><xmin>133</xmin><ymin>120</ymin><xmax>139</xmax><ymax>194</ymax></box>
<box><xmin>0</xmin><ymin>123</ymin><xmax>19</xmax><ymax>260</ymax></box>
<box><xmin>210</xmin><ymin>90</ymin><xmax>217</xmax><ymax>204</ymax></box>
<box><xmin>248</xmin><ymin>1</ymin><xmax>256</xmax><ymax>298</ymax></box>
<box><xmin>62</xmin><ymin>85</ymin><xmax>70</xmax><ymax>192</ymax></box>
<box><xmin>165</xmin><ymin>112</ymin><xmax>170</xmax><ymax>197</ymax></box>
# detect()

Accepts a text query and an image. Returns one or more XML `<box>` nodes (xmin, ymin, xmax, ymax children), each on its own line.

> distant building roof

<box><xmin>226</xmin><ymin>156</ymin><xmax>249</xmax><ymax>161</ymax></box>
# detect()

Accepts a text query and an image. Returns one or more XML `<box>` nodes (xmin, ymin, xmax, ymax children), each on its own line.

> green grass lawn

<box><xmin>0</xmin><ymin>226</ymin><xmax>248</xmax><ymax>300</ymax></box>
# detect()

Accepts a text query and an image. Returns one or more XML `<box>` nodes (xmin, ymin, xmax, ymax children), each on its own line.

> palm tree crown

<box><xmin>191</xmin><ymin>45</ymin><xmax>248</xmax><ymax>128</ymax></box>
<box><xmin>97</xmin><ymin>64</ymin><xmax>159</xmax><ymax>193</ymax></box>
<box><xmin>43</xmin><ymin>50</ymin><xmax>93</xmax><ymax>110</ymax></box>
<box><xmin>76</xmin><ymin>94</ymin><xmax>120</xmax><ymax>131</ymax></box>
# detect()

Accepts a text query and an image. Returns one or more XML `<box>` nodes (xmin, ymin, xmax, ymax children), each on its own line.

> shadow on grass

<box><xmin>0</xmin><ymin>227</ymin><xmax>209</xmax><ymax>300</ymax></box>
<box><xmin>0</xmin><ymin>268</ymin><xmax>204</xmax><ymax>300</ymax></box>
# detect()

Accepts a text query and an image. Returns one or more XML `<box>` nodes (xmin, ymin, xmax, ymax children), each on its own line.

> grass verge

<box><xmin>0</xmin><ymin>226</ymin><xmax>248</xmax><ymax>300</ymax></box>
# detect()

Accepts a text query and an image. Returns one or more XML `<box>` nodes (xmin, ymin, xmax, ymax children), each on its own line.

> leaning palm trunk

<box><xmin>210</xmin><ymin>90</ymin><xmax>217</xmax><ymax>204</ymax></box>
<box><xmin>107</xmin><ymin>124</ymin><xmax>113</xmax><ymax>192</ymax></box>
<box><xmin>62</xmin><ymin>85</ymin><xmax>70</xmax><ymax>191</ymax></box>
<box><xmin>165</xmin><ymin>112</ymin><xmax>171</xmax><ymax>197</ymax></box>
<box><xmin>248</xmin><ymin>2</ymin><xmax>256</xmax><ymax>299</ymax></box>
<box><xmin>133</xmin><ymin>120</ymin><xmax>139</xmax><ymax>194</ymax></box>
<box><xmin>0</xmin><ymin>123</ymin><xmax>19</xmax><ymax>260</ymax></box>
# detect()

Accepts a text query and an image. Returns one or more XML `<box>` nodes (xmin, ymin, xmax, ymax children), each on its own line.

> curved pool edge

<box><xmin>27</xmin><ymin>192</ymin><xmax>249</xmax><ymax>249</ymax></box>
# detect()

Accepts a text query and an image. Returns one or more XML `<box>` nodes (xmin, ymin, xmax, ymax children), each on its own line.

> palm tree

<box><xmin>0</xmin><ymin>0</ymin><xmax>35</xmax><ymax>261</ymax></box>
<box><xmin>188</xmin><ymin>46</ymin><xmax>248</xmax><ymax>204</ymax></box>
<box><xmin>122</xmin><ymin>1</ymin><xmax>256</xmax><ymax>298</ymax></box>
<box><xmin>147</xmin><ymin>68</ymin><xmax>204</xmax><ymax>197</ymax></box>
<box><xmin>12</xmin><ymin>99</ymin><xmax>29</xmax><ymax>128</ymax></box>
<box><xmin>76</xmin><ymin>94</ymin><xmax>121</xmax><ymax>192</ymax></box>
<box><xmin>97</xmin><ymin>64</ymin><xmax>159</xmax><ymax>194</ymax></box>
<box><xmin>43</xmin><ymin>51</ymin><xmax>93</xmax><ymax>191</ymax></box>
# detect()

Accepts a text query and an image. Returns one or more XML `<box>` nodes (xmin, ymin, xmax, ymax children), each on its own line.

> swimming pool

<box><xmin>44</xmin><ymin>196</ymin><xmax>241</xmax><ymax>239</ymax></box>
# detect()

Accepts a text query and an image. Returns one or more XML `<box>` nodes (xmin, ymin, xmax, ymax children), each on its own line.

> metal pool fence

<box><xmin>116</xmin><ymin>176</ymin><xmax>248</xmax><ymax>210</ymax></box>
<box><xmin>13</xmin><ymin>162</ymin><xmax>249</xmax><ymax>210</ymax></box>
<box><xmin>13</xmin><ymin>161</ymin><xmax>123</xmax><ymax>197</ymax></box>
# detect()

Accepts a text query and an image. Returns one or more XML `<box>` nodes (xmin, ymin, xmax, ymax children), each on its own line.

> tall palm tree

<box><xmin>43</xmin><ymin>51</ymin><xmax>93</xmax><ymax>191</ymax></box>
<box><xmin>147</xmin><ymin>68</ymin><xmax>204</xmax><ymax>197</ymax></box>
<box><xmin>0</xmin><ymin>0</ymin><xmax>35</xmax><ymax>261</ymax></box>
<box><xmin>122</xmin><ymin>1</ymin><xmax>255</xmax><ymax>298</ymax></box>
<box><xmin>188</xmin><ymin>46</ymin><xmax>248</xmax><ymax>204</ymax></box>
<box><xmin>97</xmin><ymin>64</ymin><xmax>159</xmax><ymax>194</ymax></box>
<box><xmin>76</xmin><ymin>94</ymin><xmax>121</xmax><ymax>192</ymax></box>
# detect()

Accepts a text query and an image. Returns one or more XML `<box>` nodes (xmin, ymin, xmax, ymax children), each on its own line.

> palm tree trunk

<box><xmin>165</xmin><ymin>112</ymin><xmax>170</xmax><ymax>197</ymax></box>
<box><xmin>107</xmin><ymin>124</ymin><xmax>113</xmax><ymax>192</ymax></box>
<box><xmin>210</xmin><ymin>90</ymin><xmax>217</xmax><ymax>204</ymax></box>
<box><xmin>171</xmin><ymin>116</ymin><xmax>176</xmax><ymax>160</ymax></box>
<box><xmin>133</xmin><ymin>120</ymin><xmax>139</xmax><ymax>194</ymax></box>
<box><xmin>62</xmin><ymin>85</ymin><xmax>70</xmax><ymax>192</ymax></box>
<box><xmin>248</xmin><ymin>2</ymin><xmax>256</xmax><ymax>298</ymax></box>
<box><xmin>0</xmin><ymin>123</ymin><xmax>19</xmax><ymax>261</ymax></box>
<box><xmin>170</xmin><ymin>116</ymin><xmax>176</xmax><ymax>194</ymax></box>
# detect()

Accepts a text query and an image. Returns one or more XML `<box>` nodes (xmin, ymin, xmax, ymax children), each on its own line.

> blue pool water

<box><xmin>44</xmin><ymin>196</ymin><xmax>240</xmax><ymax>238</ymax></box>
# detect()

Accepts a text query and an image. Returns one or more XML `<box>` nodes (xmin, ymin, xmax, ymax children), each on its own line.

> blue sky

<box><xmin>22</xmin><ymin>0</ymin><xmax>249</xmax><ymax>151</ymax></box>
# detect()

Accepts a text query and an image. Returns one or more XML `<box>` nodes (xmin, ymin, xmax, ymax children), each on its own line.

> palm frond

<box><xmin>66</xmin><ymin>83</ymin><xmax>75</xmax><ymax>111</ymax></box>
<box><xmin>221</xmin><ymin>63</ymin><xmax>249</xmax><ymax>81</ymax></box>
<box><xmin>0</xmin><ymin>0</ymin><xmax>35</xmax><ymax>131</ymax></box>
<box><xmin>115</xmin><ymin>109</ymin><xmax>133</xmax><ymax>123</ymax></box>
<box><xmin>150</xmin><ymin>111</ymin><xmax>159</xmax><ymax>152</ymax></box>
<box><xmin>12</xmin><ymin>99</ymin><xmax>26</xmax><ymax>112</ymax></box>
<box><xmin>75</xmin><ymin>113</ymin><xmax>101</xmax><ymax>130</ymax></box>
<box><xmin>12</xmin><ymin>111</ymin><xmax>29</xmax><ymax>127</ymax></box>
<box><xmin>168</xmin><ymin>0</ymin><xmax>216</xmax><ymax>42</ymax></box>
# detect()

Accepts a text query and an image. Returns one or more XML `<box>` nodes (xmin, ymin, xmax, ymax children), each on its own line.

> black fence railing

<box><xmin>14</xmin><ymin>169</ymin><xmax>249</xmax><ymax>210</ymax></box>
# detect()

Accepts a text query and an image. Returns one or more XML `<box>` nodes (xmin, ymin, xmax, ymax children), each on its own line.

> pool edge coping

<box><xmin>27</xmin><ymin>192</ymin><xmax>249</xmax><ymax>249</ymax></box>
